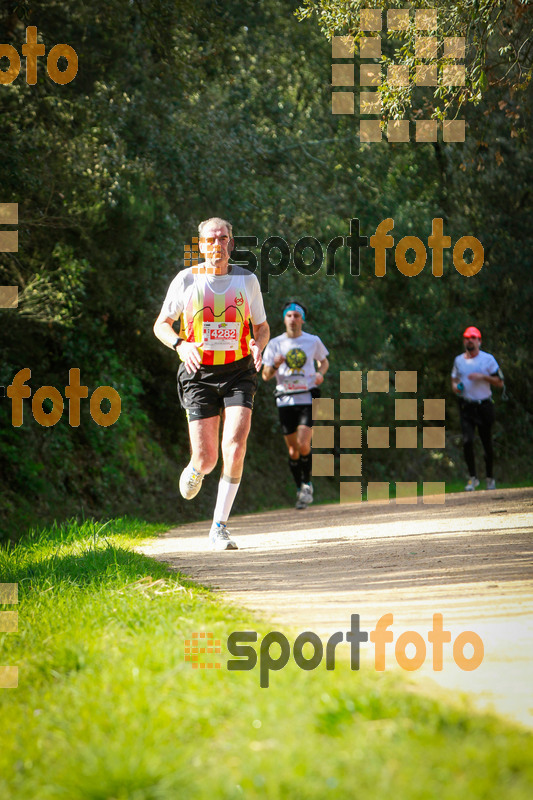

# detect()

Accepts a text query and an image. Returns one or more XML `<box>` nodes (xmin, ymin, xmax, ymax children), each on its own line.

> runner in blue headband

<box><xmin>263</xmin><ymin>300</ymin><xmax>328</xmax><ymax>509</ymax></box>
<box><xmin>283</xmin><ymin>301</ymin><xmax>306</xmax><ymax>321</ymax></box>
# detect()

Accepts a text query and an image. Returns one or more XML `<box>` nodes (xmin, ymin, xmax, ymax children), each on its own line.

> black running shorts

<box><xmin>277</xmin><ymin>404</ymin><xmax>313</xmax><ymax>436</ymax></box>
<box><xmin>177</xmin><ymin>354</ymin><xmax>258</xmax><ymax>422</ymax></box>
<box><xmin>458</xmin><ymin>397</ymin><xmax>495</xmax><ymax>444</ymax></box>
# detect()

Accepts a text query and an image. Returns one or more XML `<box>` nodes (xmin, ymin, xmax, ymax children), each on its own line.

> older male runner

<box><xmin>262</xmin><ymin>301</ymin><xmax>329</xmax><ymax>509</ymax></box>
<box><xmin>154</xmin><ymin>217</ymin><xmax>270</xmax><ymax>550</ymax></box>
<box><xmin>451</xmin><ymin>325</ymin><xmax>504</xmax><ymax>491</ymax></box>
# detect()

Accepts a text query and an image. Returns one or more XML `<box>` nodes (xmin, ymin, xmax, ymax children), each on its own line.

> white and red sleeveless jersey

<box><xmin>159</xmin><ymin>264</ymin><xmax>266</xmax><ymax>366</ymax></box>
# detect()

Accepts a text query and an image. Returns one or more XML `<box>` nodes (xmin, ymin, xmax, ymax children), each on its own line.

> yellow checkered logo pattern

<box><xmin>331</xmin><ymin>8</ymin><xmax>466</xmax><ymax>143</ymax></box>
<box><xmin>313</xmin><ymin>371</ymin><xmax>446</xmax><ymax>503</ymax></box>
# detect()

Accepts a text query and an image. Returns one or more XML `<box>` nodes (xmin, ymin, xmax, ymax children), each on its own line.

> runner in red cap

<box><xmin>451</xmin><ymin>326</ymin><xmax>504</xmax><ymax>491</ymax></box>
<box><xmin>463</xmin><ymin>326</ymin><xmax>482</xmax><ymax>339</ymax></box>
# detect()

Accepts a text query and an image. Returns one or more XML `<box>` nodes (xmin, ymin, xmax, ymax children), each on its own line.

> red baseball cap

<box><xmin>463</xmin><ymin>326</ymin><xmax>481</xmax><ymax>339</ymax></box>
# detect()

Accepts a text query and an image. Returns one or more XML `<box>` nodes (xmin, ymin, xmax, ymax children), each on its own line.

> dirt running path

<box><xmin>140</xmin><ymin>487</ymin><xmax>533</xmax><ymax>727</ymax></box>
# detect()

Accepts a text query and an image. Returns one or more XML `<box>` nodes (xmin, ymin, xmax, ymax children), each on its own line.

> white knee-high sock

<box><xmin>213</xmin><ymin>474</ymin><xmax>241</xmax><ymax>523</ymax></box>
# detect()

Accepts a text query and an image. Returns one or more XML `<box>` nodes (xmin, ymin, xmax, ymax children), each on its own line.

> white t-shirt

<box><xmin>451</xmin><ymin>350</ymin><xmax>501</xmax><ymax>401</ymax></box>
<box><xmin>263</xmin><ymin>331</ymin><xmax>329</xmax><ymax>407</ymax></box>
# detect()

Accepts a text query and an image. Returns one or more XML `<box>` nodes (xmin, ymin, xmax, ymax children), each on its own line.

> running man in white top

<box><xmin>262</xmin><ymin>301</ymin><xmax>329</xmax><ymax>509</ymax></box>
<box><xmin>153</xmin><ymin>217</ymin><xmax>270</xmax><ymax>550</ymax></box>
<box><xmin>451</xmin><ymin>325</ymin><xmax>504</xmax><ymax>491</ymax></box>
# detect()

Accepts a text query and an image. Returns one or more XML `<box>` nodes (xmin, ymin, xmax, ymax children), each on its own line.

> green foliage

<box><xmin>296</xmin><ymin>0</ymin><xmax>532</xmax><ymax>123</ymax></box>
<box><xmin>0</xmin><ymin>0</ymin><xmax>532</xmax><ymax>534</ymax></box>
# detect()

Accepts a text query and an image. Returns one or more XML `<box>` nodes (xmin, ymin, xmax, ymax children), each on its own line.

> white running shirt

<box><xmin>263</xmin><ymin>331</ymin><xmax>329</xmax><ymax>407</ymax></box>
<box><xmin>451</xmin><ymin>350</ymin><xmax>500</xmax><ymax>401</ymax></box>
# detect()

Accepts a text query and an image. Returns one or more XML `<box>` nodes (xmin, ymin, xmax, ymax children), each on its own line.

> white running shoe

<box><xmin>179</xmin><ymin>461</ymin><xmax>204</xmax><ymax>500</ymax></box>
<box><xmin>209</xmin><ymin>522</ymin><xmax>238</xmax><ymax>551</ymax></box>
<box><xmin>486</xmin><ymin>478</ymin><xmax>496</xmax><ymax>490</ymax></box>
<box><xmin>300</xmin><ymin>483</ymin><xmax>314</xmax><ymax>505</ymax></box>
<box><xmin>465</xmin><ymin>477</ymin><xmax>480</xmax><ymax>491</ymax></box>
<box><xmin>298</xmin><ymin>483</ymin><xmax>314</xmax><ymax>507</ymax></box>
<box><xmin>295</xmin><ymin>490</ymin><xmax>307</xmax><ymax>510</ymax></box>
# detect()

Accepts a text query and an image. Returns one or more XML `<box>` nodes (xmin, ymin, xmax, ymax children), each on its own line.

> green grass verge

<box><xmin>1</xmin><ymin>518</ymin><xmax>532</xmax><ymax>799</ymax></box>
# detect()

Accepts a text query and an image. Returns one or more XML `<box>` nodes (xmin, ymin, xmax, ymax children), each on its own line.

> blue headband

<box><xmin>283</xmin><ymin>303</ymin><xmax>306</xmax><ymax>320</ymax></box>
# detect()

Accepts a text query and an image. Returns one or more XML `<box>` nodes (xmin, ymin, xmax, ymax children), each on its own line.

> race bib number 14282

<box><xmin>202</xmin><ymin>322</ymin><xmax>241</xmax><ymax>350</ymax></box>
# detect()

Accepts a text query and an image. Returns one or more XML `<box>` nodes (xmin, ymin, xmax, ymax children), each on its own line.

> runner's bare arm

<box><xmin>314</xmin><ymin>356</ymin><xmax>329</xmax><ymax>385</ymax></box>
<box><xmin>153</xmin><ymin>313</ymin><xmax>201</xmax><ymax>374</ymax></box>
<box><xmin>249</xmin><ymin>320</ymin><xmax>270</xmax><ymax>371</ymax></box>
<box><xmin>262</xmin><ymin>365</ymin><xmax>276</xmax><ymax>381</ymax></box>
<box><xmin>153</xmin><ymin>314</ymin><xmax>181</xmax><ymax>349</ymax></box>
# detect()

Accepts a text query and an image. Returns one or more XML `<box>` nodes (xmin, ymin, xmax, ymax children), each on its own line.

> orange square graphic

<box><xmin>415</xmin><ymin>9</ymin><xmax>437</xmax><ymax>30</ymax></box>
<box><xmin>442</xmin><ymin>65</ymin><xmax>465</xmax><ymax>86</ymax></box>
<box><xmin>423</xmin><ymin>427</ymin><xmax>446</xmax><ymax>448</ymax></box>
<box><xmin>367</xmin><ymin>370</ymin><xmax>389</xmax><ymax>392</ymax></box>
<box><xmin>0</xmin><ymin>584</ymin><xmax>17</xmax><ymax>603</ymax></box>
<box><xmin>360</xmin><ymin>64</ymin><xmax>381</xmax><ymax>86</ymax></box>
<box><xmin>332</xmin><ymin>64</ymin><xmax>354</xmax><ymax>86</ymax></box>
<box><xmin>387</xmin><ymin>64</ymin><xmax>409</xmax><ymax>87</ymax></box>
<box><xmin>395</xmin><ymin>371</ymin><xmax>417</xmax><ymax>392</ymax></box>
<box><xmin>416</xmin><ymin>120</ymin><xmax>437</xmax><ymax>142</ymax></box>
<box><xmin>395</xmin><ymin>399</ymin><xmax>417</xmax><ymax>420</ymax></box>
<box><xmin>0</xmin><ymin>667</ymin><xmax>18</xmax><ymax>688</ymax></box>
<box><xmin>367</xmin><ymin>427</ymin><xmax>389</xmax><ymax>448</ymax></box>
<box><xmin>185</xmin><ymin>632</ymin><xmax>221</xmax><ymax>668</ymax></box>
<box><xmin>0</xmin><ymin>231</ymin><xmax>18</xmax><ymax>252</ymax></box>
<box><xmin>340</xmin><ymin>399</ymin><xmax>362</xmax><ymax>420</ymax></box>
<box><xmin>360</xmin><ymin>120</ymin><xmax>382</xmax><ymax>142</ymax></box>
<box><xmin>396</xmin><ymin>482</ymin><xmax>418</xmax><ymax>504</ymax></box>
<box><xmin>340</xmin><ymin>426</ymin><xmax>362</xmax><ymax>448</ymax></box>
<box><xmin>367</xmin><ymin>482</ymin><xmax>389</xmax><ymax>502</ymax></box>
<box><xmin>360</xmin><ymin>9</ymin><xmax>382</xmax><ymax>31</ymax></box>
<box><xmin>443</xmin><ymin>37</ymin><xmax>465</xmax><ymax>59</ymax></box>
<box><xmin>360</xmin><ymin>92</ymin><xmax>382</xmax><ymax>115</ymax></box>
<box><xmin>332</xmin><ymin>92</ymin><xmax>355</xmax><ymax>115</ymax></box>
<box><xmin>0</xmin><ymin>203</ymin><xmax>18</xmax><ymax>223</ymax></box>
<box><xmin>387</xmin><ymin>9</ymin><xmax>409</xmax><ymax>31</ymax></box>
<box><xmin>388</xmin><ymin>120</ymin><xmax>410</xmax><ymax>142</ymax></box>
<box><xmin>423</xmin><ymin>482</ymin><xmax>446</xmax><ymax>503</ymax></box>
<box><xmin>360</xmin><ymin>37</ymin><xmax>381</xmax><ymax>58</ymax></box>
<box><xmin>313</xmin><ymin>398</ymin><xmax>335</xmax><ymax>420</ymax></box>
<box><xmin>332</xmin><ymin>35</ymin><xmax>355</xmax><ymax>57</ymax></box>
<box><xmin>340</xmin><ymin>371</ymin><xmax>362</xmax><ymax>393</ymax></box>
<box><xmin>443</xmin><ymin>120</ymin><xmax>466</xmax><ymax>142</ymax></box>
<box><xmin>415</xmin><ymin>65</ymin><xmax>437</xmax><ymax>86</ymax></box>
<box><xmin>312</xmin><ymin>426</ymin><xmax>334</xmax><ymax>449</ymax></box>
<box><xmin>340</xmin><ymin>454</ymin><xmax>362</xmax><ymax>476</ymax></box>
<box><xmin>415</xmin><ymin>37</ymin><xmax>437</xmax><ymax>59</ymax></box>
<box><xmin>340</xmin><ymin>482</ymin><xmax>362</xmax><ymax>503</ymax></box>
<box><xmin>396</xmin><ymin>427</ymin><xmax>418</xmax><ymax>448</ymax></box>
<box><xmin>0</xmin><ymin>286</ymin><xmax>18</xmax><ymax>308</ymax></box>
<box><xmin>423</xmin><ymin>399</ymin><xmax>445</xmax><ymax>420</ymax></box>
<box><xmin>0</xmin><ymin>611</ymin><xmax>18</xmax><ymax>632</ymax></box>
<box><xmin>313</xmin><ymin>454</ymin><xmax>335</xmax><ymax>476</ymax></box>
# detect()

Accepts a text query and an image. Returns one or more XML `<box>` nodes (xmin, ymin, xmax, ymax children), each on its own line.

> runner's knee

<box><xmin>194</xmin><ymin>449</ymin><xmax>218</xmax><ymax>474</ymax></box>
<box><xmin>222</xmin><ymin>437</ymin><xmax>247</xmax><ymax>468</ymax></box>
<box><xmin>287</xmin><ymin>444</ymin><xmax>300</xmax><ymax>460</ymax></box>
